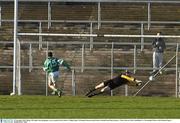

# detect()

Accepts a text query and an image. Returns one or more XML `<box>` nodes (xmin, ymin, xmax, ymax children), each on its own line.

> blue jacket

<box><xmin>152</xmin><ymin>38</ymin><xmax>166</xmax><ymax>53</ymax></box>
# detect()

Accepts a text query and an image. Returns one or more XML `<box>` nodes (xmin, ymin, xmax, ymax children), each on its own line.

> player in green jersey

<box><xmin>43</xmin><ymin>52</ymin><xmax>71</xmax><ymax>97</ymax></box>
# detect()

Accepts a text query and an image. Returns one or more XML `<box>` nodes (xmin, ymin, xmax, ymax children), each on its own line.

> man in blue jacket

<box><xmin>151</xmin><ymin>32</ymin><xmax>166</xmax><ymax>75</ymax></box>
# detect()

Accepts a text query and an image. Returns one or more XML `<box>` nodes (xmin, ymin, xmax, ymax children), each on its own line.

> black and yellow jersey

<box><xmin>120</xmin><ymin>74</ymin><xmax>138</xmax><ymax>86</ymax></box>
<box><xmin>104</xmin><ymin>74</ymin><xmax>139</xmax><ymax>90</ymax></box>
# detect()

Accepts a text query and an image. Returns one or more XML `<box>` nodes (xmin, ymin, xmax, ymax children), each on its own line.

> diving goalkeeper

<box><xmin>85</xmin><ymin>71</ymin><xmax>142</xmax><ymax>97</ymax></box>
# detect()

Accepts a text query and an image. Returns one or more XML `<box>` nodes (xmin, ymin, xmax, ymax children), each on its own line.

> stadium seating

<box><xmin>0</xmin><ymin>2</ymin><xmax>180</xmax><ymax>96</ymax></box>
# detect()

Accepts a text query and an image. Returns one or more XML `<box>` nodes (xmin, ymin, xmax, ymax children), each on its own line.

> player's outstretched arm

<box><xmin>59</xmin><ymin>59</ymin><xmax>71</xmax><ymax>71</ymax></box>
<box><xmin>135</xmin><ymin>79</ymin><xmax>142</xmax><ymax>86</ymax></box>
<box><xmin>43</xmin><ymin>60</ymin><xmax>49</xmax><ymax>72</ymax></box>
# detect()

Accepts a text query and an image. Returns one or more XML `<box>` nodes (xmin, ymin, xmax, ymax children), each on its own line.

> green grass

<box><xmin>0</xmin><ymin>95</ymin><xmax>180</xmax><ymax>119</ymax></box>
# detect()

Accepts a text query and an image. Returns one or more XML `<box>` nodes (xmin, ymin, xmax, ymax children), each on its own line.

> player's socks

<box><xmin>51</xmin><ymin>91</ymin><xmax>56</xmax><ymax>95</ymax></box>
<box><xmin>57</xmin><ymin>89</ymin><xmax>62</xmax><ymax>97</ymax></box>
<box><xmin>88</xmin><ymin>91</ymin><xmax>103</xmax><ymax>98</ymax></box>
<box><xmin>51</xmin><ymin>90</ymin><xmax>58</xmax><ymax>95</ymax></box>
<box><xmin>85</xmin><ymin>88</ymin><xmax>96</xmax><ymax>96</ymax></box>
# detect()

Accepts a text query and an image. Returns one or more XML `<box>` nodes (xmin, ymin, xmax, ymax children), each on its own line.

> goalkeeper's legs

<box><xmin>85</xmin><ymin>88</ymin><xmax>96</xmax><ymax>96</ymax></box>
<box><xmin>87</xmin><ymin>91</ymin><xmax>103</xmax><ymax>97</ymax></box>
<box><xmin>88</xmin><ymin>86</ymin><xmax>110</xmax><ymax>98</ymax></box>
<box><xmin>85</xmin><ymin>82</ymin><xmax>105</xmax><ymax>96</ymax></box>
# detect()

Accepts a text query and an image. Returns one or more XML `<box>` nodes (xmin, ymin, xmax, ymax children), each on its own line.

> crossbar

<box><xmin>18</xmin><ymin>33</ymin><xmax>180</xmax><ymax>38</ymax></box>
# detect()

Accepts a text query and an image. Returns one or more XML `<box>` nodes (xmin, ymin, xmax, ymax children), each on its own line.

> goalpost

<box><xmin>12</xmin><ymin>0</ymin><xmax>21</xmax><ymax>95</ymax></box>
<box><xmin>11</xmin><ymin>39</ymin><xmax>21</xmax><ymax>96</ymax></box>
<box><xmin>17</xmin><ymin>33</ymin><xmax>180</xmax><ymax>97</ymax></box>
<box><xmin>16</xmin><ymin>39</ymin><xmax>21</xmax><ymax>95</ymax></box>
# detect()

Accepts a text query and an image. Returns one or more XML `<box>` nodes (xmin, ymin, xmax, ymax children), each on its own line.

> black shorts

<box><xmin>103</xmin><ymin>77</ymin><xmax>127</xmax><ymax>90</ymax></box>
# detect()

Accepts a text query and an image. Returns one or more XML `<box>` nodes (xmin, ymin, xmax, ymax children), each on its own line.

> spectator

<box><xmin>151</xmin><ymin>32</ymin><xmax>166</xmax><ymax>75</ymax></box>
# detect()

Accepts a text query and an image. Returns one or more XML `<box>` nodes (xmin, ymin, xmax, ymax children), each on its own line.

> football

<box><xmin>149</xmin><ymin>76</ymin><xmax>154</xmax><ymax>81</ymax></box>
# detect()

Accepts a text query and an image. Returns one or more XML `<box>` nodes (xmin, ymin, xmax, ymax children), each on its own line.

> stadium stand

<box><xmin>0</xmin><ymin>0</ymin><xmax>180</xmax><ymax>96</ymax></box>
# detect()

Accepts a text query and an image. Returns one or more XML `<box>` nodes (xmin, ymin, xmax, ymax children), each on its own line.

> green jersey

<box><xmin>43</xmin><ymin>57</ymin><xmax>71</xmax><ymax>73</ymax></box>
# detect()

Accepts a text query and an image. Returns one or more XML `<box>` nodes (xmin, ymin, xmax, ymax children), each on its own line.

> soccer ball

<box><xmin>149</xmin><ymin>76</ymin><xmax>154</xmax><ymax>81</ymax></box>
<box><xmin>10</xmin><ymin>92</ymin><xmax>15</xmax><ymax>96</ymax></box>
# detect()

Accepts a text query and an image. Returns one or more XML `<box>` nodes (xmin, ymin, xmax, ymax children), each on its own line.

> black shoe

<box><xmin>57</xmin><ymin>89</ymin><xmax>62</xmax><ymax>97</ymax></box>
<box><xmin>85</xmin><ymin>88</ymin><xmax>95</xmax><ymax>96</ymax></box>
<box><xmin>88</xmin><ymin>91</ymin><xmax>103</xmax><ymax>98</ymax></box>
<box><xmin>88</xmin><ymin>93</ymin><xmax>94</xmax><ymax>98</ymax></box>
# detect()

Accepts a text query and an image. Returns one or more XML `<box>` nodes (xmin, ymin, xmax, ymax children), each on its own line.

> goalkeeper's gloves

<box><xmin>135</xmin><ymin>80</ymin><xmax>142</xmax><ymax>86</ymax></box>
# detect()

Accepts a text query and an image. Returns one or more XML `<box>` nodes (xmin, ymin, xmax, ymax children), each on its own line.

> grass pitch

<box><xmin>0</xmin><ymin>95</ymin><xmax>180</xmax><ymax>119</ymax></box>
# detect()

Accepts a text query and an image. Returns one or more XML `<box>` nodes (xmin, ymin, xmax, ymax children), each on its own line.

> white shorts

<box><xmin>48</xmin><ymin>71</ymin><xmax>60</xmax><ymax>84</ymax></box>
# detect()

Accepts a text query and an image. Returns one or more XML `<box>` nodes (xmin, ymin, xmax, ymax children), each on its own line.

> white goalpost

<box><xmin>18</xmin><ymin>33</ymin><xmax>180</xmax><ymax>38</ymax></box>
<box><xmin>12</xmin><ymin>0</ymin><xmax>21</xmax><ymax>95</ymax></box>
<box><xmin>11</xmin><ymin>39</ymin><xmax>21</xmax><ymax>96</ymax></box>
<box><xmin>11</xmin><ymin>39</ymin><xmax>21</xmax><ymax>95</ymax></box>
<box><xmin>16</xmin><ymin>39</ymin><xmax>21</xmax><ymax>95</ymax></box>
<box><xmin>16</xmin><ymin>32</ymin><xmax>180</xmax><ymax>97</ymax></box>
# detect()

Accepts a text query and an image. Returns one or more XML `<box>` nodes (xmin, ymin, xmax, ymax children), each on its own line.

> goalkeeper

<box><xmin>85</xmin><ymin>71</ymin><xmax>142</xmax><ymax>97</ymax></box>
<box><xmin>43</xmin><ymin>52</ymin><xmax>71</xmax><ymax>97</ymax></box>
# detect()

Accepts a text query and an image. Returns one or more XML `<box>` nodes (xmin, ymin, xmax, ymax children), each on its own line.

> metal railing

<box><xmin>1</xmin><ymin>19</ymin><xmax>180</xmax><ymax>51</ymax></box>
<box><xmin>1</xmin><ymin>0</ymin><xmax>180</xmax><ymax>3</ymax></box>
<box><xmin>1</xmin><ymin>0</ymin><xmax>180</xmax><ymax>33</ymax></box>
<box><xmin>1</xmin><ymin>0</ymin><xmax>180</xmax><ymax>52</ymax></box>
<box><xmin>0</xmin><ymin>41</ymin><xmax>179</xmax><ymax>96</ymax></box>
<box><xmin>0</xmin><ymin>0</ymin><xmax>180</xmax><ymax>96</ymax></box>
